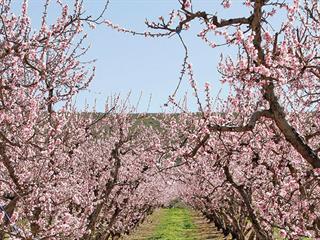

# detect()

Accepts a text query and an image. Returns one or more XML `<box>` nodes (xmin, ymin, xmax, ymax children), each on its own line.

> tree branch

<box><xmin>208</xmin><ymin>110</ymin><xmax>272</xmax><ymax>133</ymax></box>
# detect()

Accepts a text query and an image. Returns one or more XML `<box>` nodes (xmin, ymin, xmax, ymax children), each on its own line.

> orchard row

<box><xmin>1</xmin><ymin>0</ymin><xmax>320</xmax><ymax>239</ymax></box>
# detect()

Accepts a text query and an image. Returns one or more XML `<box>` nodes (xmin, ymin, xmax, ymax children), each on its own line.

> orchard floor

<box><xmin>121</xmin><ymin>208</ymin><xmax>230</xmax><ymax>240</ymax></box>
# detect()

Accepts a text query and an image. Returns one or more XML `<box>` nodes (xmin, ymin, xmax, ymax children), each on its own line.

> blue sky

<box><xmin>21</xmin><ymin>1</ymin><xmax>253</xmax><ymax>112</ymax></box>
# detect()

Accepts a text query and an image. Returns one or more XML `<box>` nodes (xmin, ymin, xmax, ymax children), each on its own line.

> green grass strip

<box><xmin>147</xmin><ymin>208</ymin><xmax>198</xmax><ymax>240</ymax></box>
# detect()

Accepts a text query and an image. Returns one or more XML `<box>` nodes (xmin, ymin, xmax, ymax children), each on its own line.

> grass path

<box><xmin>122</xmin><ymin>208</ymin><xmax>228</xmax><ymax>240</ymax></box>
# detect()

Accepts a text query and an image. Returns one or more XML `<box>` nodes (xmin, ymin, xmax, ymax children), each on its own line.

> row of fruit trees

<box><xmin>1</xmin><ymin>0</ymin><xmax>320</xmax><ymax>239</ymax></box>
